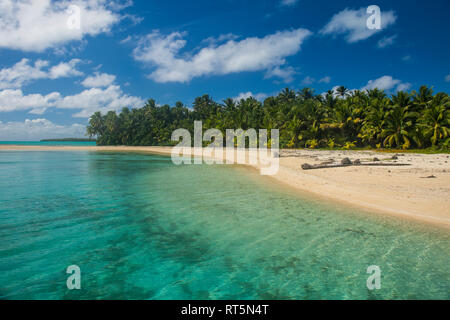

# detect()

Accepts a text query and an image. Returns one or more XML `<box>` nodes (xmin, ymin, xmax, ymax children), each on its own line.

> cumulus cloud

<box><xmin>0</xmin><ymin>85</ymin><xmax>143</xmax><ymax>117</ymax></box>
<box><xmin>233</xmin><ymin>92</ymin><xmax>268</xmax><ymax>102</ymax></box>
<box><xmin>0</xmin><ymin>118</ymin><xmax>86</xmax><ymax>141</ymax></box>
<box><xmin>58</xmin><ymin>85</ymin><xmax>144</xmax><ymax>117</ymax></box>
<box><xmin>0</xmin><ymin>89</ymin><xmax>61</xmax><ymax>112</ymax></box>
<box><xmin>320</xmin><ymin>7</ymin><xmax>396</xmax><ymax>43</ymax></box>
<box><xmin>132</xmin><ymin>28</ymin><xmax>311</xmax><ymax>83</ymax></box>
<box><xmin>0</xmin><ymin>58</ymin><xmax>83</xmax><ymax>89</ymax></box>
<box><xmin>48</xmin><ymin>59</ymin><xmax>83</xmax><ymax>79</ymax></box>
<box><xmin>0</xmin><ymin>0</ymin><xmax>123</xmax><ymax>52</ymax></box>
<box><xmin>81</xmin><ymin>72</ymin><xmax>116</xmax><ymax>87</ymax></box>
<box><xmin>361</xmin><ymin>75</ymin><xmax>411</xmax><ymax>92</ymax></box>
<box><xmin>377</xmin><ymin>34</ymin><xmax>397</xmax><ymax>48</ymax></box>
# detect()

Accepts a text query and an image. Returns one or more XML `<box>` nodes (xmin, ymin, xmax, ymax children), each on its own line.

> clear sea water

<box><xmin>0</xmin><ymin>141</ymin><xmax>96</xmax><ymax>146</ymax></box>
<box><xmin>0</xmin><ymin>151</ymin><xmax>448</xmax><ymax>300</ymax></box>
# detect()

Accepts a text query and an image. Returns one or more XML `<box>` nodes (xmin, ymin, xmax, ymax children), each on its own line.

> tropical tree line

<box><xmin>87</xmin><ymin>85</ymin><xmax>450</xmax><ymax>150</ymax></box>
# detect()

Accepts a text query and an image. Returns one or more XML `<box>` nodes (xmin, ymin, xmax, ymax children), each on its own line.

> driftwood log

<box><xmin>301</xmin><ymin>162</ymin><xmax>411</xmax><ymax>170</ymax></box>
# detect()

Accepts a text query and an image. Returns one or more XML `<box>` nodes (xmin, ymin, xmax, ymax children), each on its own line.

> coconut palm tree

<box><xmin>412</xmin><ymin>85</ymin><xmax>434</xmax><ymax>110</ymax></box>
<box><xmin>366</xmin><ymin>88</ymin><xmax>387</xmax><ymax>101</ymax></box>
<box><xmin>381</xmin><ymin>107</ymin><xmax>416</xmax><ymax>149</ymax></box>
<box><xmin>87</xmin><ymin>111</ymin><xmax>105</xmax><ymax>139</ymax></box>
<box><xmin>298</xmin><ymin>87</ymin><xmax>315</xmax><ymax>100</ymax></box>
<box><xmin>278</xmin><ymin>88</ymin><xmax>297</xmax><ymax>103</ymax></box>
<box><xmin>392</xmin><ymin>91</ymin><xmax>412</xmax><ymax>110</ymax></box>
<box><xmin>335</xmin><ymin>86</ymin><xmax>350</xmax><ymax>98</ymax></box>
<box><xmin>419</xmin><ymin>104</ymin><xmax>449</xmax><ymax>146</ymax></box>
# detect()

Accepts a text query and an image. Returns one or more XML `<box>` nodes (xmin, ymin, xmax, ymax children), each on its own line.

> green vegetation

<box><xmin>87</xmin><ymin>85</ymin><xmax>449</xmax><ymax>151</ymax></box>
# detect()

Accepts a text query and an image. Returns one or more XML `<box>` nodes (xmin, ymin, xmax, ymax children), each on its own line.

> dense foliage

<box><xmin>87</xmin><ymin>85</ymin><xmax>450</xmax><ymax>150</ymax></box>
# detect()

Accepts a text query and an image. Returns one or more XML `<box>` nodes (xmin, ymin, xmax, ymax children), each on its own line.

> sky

<box><xmin>0</xmin><ymin>0</ymin><xmax>449</xmax><ymax>140</ymax></box>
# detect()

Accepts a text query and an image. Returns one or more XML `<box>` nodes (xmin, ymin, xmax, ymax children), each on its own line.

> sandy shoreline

<box><xmin>1</xmin><ymin>145</ymin><xmax>449</xmax><ymax>228</ymax></box>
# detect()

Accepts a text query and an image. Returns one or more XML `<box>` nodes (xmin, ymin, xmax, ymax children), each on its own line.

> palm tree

<box><xmin>285</xmin><ymin>115</ymin><xmax>304</xmax><ymax>147</ymax></box>
<box><xmin>381</xmin><ymin>107</ymin><xmax>416</xmax><ymax>149</ymax></box>
<box><xmin>278</xmin><ymin>88</ymin><xmax>296</xmax><ymax>103</ymax></box>
<box><xmin>419</xmin><ymin>104</ymin><xmax>449</xmax><ymax>146</ymax></box>
<box><xmin>392</xmin><ymin>91</ymin><xmax>412</xmax><ymax>110</ymax></box>
<box><xmin>87</xmin><ymin>111</ymin><xmax>105</xmax><ymax>142</ymax></box>
<box><xmin>84</xmin><ymin>84</ymin><xmax>448</xmax><ymax>151</ymax></box>
<box><xmin>335</xmin><ymin>86</ymin><xmax>350</xmax><ymax>98</ymax></box>
<box><xmin>412</xmin><ymin>85</ymin><xmax>434</xmax><ymax>110</ymax></box>
<box><xmin>298</xmin><ymin>87</ymin><xmax>315</xmax><ymax>100</ymax></box>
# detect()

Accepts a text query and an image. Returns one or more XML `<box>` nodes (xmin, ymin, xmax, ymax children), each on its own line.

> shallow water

<box><xmin>0</xmin><ymin>151</ymin><xmax>448</xmax><ymax>299</ymax></box>
<box><xmin>0</xmin><ymin>141</ymin><xmax>96</xmax><ymax>146</ymax></box>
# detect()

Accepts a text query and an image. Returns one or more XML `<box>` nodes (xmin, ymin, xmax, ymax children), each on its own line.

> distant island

<box><xmin>40</xmin><ymin>138</ymin><xmax>96</xmax><ymax>142</ymax></box>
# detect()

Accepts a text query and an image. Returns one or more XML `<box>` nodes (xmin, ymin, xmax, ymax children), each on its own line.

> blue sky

<box><xmin>0</xmin><ymin>0</ymin><xmax>449</xmax><ymax>140</ymax></box>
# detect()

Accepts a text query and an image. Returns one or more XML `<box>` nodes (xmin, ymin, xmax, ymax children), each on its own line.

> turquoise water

<box><xmin>0</xmin><ymin>151</ymin><xmax>448</xmax><ymax>300</ymax></box>
<box><xmin>0</xmin><ymin>141</ymin><xmax>96</xmax><ymax>146</ymax></box>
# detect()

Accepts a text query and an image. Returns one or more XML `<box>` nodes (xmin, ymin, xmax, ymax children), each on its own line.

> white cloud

<box><xmin>202</xmin><ymin>33</ymin><xmax>239</xmax><ymax>46</ymax></box>
<box><xmin>396</xmin><ymin>82</ymin><xmax>412</xmax><ymax>92</ymax></box>
<box><xmin>58</xmin><ymin>85</ymin><xmax>144</xmax><ymax>117</ymax></box>
<box><xmin>81</xmin><ymin>72</ymin><xmax>116</xmax><ymax>88</ymax></box>
<box><xmin>361</xmin><ymin>75</ymin><xmax>411</xmax><ymax>92</ymax></box>
<box><xmin>280</xmin><ymin>0</ymin><xmax>299</xmax><ymax>7</ymax></box>
<box><xmin>300</xmin><ymin>75</ymin><xmax>331</xmax><ymax>85</ymax></box>
<box><xmin>264</xmin><ymin>66</ymin><xmax>297</xmax><ymax>83</ymax></box>
<box><xmin>0</xmin><ymin>89</ymin><xmax>61</xmax><ymax>112</ymax></box>
<box><xmin>0</xmin><ymin>58</ymin><xmax>83</xmax><ymax>89</ymax></box>
<box><xmin>301</xmin><ymin>76</ymin><xmax>315</xmax><ymax>85</ymax></box>
<box><xmin>0</xmin><ymin>118</ymin><xmax>86</xmax><ymax>141</ymax></box>
<box><xmin>320</xmin><ymin>7</ymin><xmax>396</xmax><ymax>43</ymax></box>
<box><xmin>0</xmin><ymin>85</ymin><xmax>143</xmax><ymax>117</ymax></box>
<box><xmin>445</xmin><ymin>75</ymin><xmax>450</xmax><ymax>82</ymax></box>
<box><xmin>49</xmin><ymin>59</ymin><xmax>83</xmax><ymax>79</ymax></box>
<box><xmin>133</xmin><ymin>28</ymin><xmax>311</xmax><ymax>83</ymax></box>
<box><xmin>0</xmin><ymin>0</ymin><xmax>123</xmax><ymax>52</ymax></box>
<box><xmin>377</xmin><ymin>34</ymin><xmax>397</xmax><ymax>48</ymax></box>
<box><xmin>233</xmin><ymin>92</ymin><xmax>267</xmax><ymax>102</ymax></box>
<box><xmin>318</xmin><ymin>76</ymin><xmax>331</xmax><ymax>83</ymax></box>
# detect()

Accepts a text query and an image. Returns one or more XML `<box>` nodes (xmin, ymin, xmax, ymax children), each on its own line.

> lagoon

<box><xmin>0</xmin><ymin>151</ymin><xmax>448</xmax><ymax>299</ymax></box>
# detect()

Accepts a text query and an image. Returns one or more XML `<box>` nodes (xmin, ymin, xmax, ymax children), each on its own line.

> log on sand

<box><xmin>301</xmin><ymin>162</ymin><xmax>411</xmax><ymax>170</ymax></box>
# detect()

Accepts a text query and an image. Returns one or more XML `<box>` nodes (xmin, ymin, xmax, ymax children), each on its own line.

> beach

<box><xmin>1</xmin><ymin>145</ymin><xmax>449</xmax><ymax>228</ymax></box>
